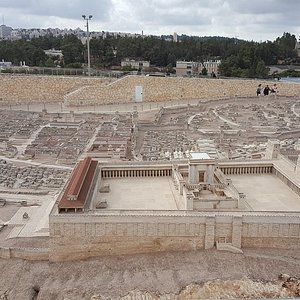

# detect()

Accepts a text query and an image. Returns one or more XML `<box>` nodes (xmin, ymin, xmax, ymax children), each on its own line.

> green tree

<box><xmin>44</xmin><ymin>57</ymin><xmax>55</xmax><ymax>67</ymax></box>
<box><xmin>61</xmin><ymin>35</ymin><xmax>84</xmax><ymax>66</ymax></box>
<box><xmin>256</xmin><ymin>60</ymin><xmax>269</xmax><ymax>78</ymax></box>
<box><xmin>201</xmin><ymin>67</ymin><xmax>208</xmax><ymax>75</ymax></box>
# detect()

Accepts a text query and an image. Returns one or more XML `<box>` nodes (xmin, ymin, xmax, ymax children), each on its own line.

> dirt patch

<box><xmin>0</xmin><ymin>248</ymin><xmax>300</xmax><ymax>299</ymax></box>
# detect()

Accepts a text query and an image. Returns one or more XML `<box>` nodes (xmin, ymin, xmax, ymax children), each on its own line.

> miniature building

<box><xmin>57</xmin><ymin>157</ymin><xmax>98</xmax><ymax>213</ymax></box>
<box><xmin>50</xmin><ymin>145</ymin><xmax>300</xmax><ymax>261</ymax></box>
<box><xmin>188</xmin><ymin>153</ymin><xmax>215</xmax><ymax>184</ymax></box>
<box><xmin>265</xmin><ymin>139</ymin><xmax>280</xmax><ymax>159</ymax></box>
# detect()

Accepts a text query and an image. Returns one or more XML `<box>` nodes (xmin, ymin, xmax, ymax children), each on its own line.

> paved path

<box><xmin>212</xmin><ymin>109</ymin><xmax>240</xmax><ymax>127</ymax></box>
<box><xmin>12</xmin><ymin>124</ymin><xmax>50</xmax><ymax>158</ymax></box>
<box><xmin>78</xmin><ymin>123</ymin><xmax>102</xmax><ymax>160</ymax></box>
<box><xmin>0</xmin><ymin>155</ymin><xmax>72</xmax><ymax>170</ymax></box>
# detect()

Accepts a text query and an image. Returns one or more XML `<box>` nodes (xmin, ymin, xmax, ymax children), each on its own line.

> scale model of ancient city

<box><xmin>1</xmin><ymin>74</ymin><xmax>300</xmax><ymax>262</ymax></box>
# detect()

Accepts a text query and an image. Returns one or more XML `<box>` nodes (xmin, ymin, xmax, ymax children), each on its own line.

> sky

<box><xmin>1</xmin><ymin>0</ymin><xmax>300</xmax><ymax>42</ymax></box>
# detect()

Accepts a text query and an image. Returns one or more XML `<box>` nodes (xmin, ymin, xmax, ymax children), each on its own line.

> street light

<box><xmin>82</xmin><ymin>14</ymin><xmax>93</xmax><ymax>76</ymax></box>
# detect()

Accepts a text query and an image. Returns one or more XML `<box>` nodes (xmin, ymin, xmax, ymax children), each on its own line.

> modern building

<box><xmin>50</xmin><ymin>140</ymin><xmax>300</xmax><ymax>261</ymax></box>
<box><xmin>173</xmin><ymin>32</ymin><xmax>178</xmax><ymax>43</ymax></box>
<box><xmin>0</xmin><ymin>60</ymin><xmax>12</xmax><ymax>69</ymax></box>
<box><xmin>176</xmin><ymin>60</ymin><xmax>221</xmax><ymax>76</ymax></box>
<box><xmin>176</xmin><ymin>61</ymin><xmax>199</xmax><ymax>76</ymax></box>
<box><xmin>203</xmin><ymin>60</ymin><xmax>221</xmax><ymax>75</ymax></box>
<box><xmin>0</xmin><ymin>25</ymin><xmax>12</xmax><ymax>40</ymax></box>
<box><xmin>121</xmin><ymin>59</ymin><xmax>150</xmax><ymax>70</ymax></box>
<box><xmin>44</xmin><ymin>49</ymin><xmax>63</xmax><ymax>58</ymax></box>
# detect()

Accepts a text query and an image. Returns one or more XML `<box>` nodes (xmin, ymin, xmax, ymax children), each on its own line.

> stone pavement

<box><xmin>229</xmin><ymin>174</ymin><xmax>300</xmax><ymax>211</ymax></box>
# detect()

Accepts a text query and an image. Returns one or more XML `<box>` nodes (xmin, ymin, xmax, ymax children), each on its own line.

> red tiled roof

<box><xmin>58</xmin><ymin>159</ymin><xmax>97</xmax><ymax>210</ymax></box>
<box><xmin>67</xmin><ymin>157</ymin><xmax>91</xmax><ymax>198</ymax></box>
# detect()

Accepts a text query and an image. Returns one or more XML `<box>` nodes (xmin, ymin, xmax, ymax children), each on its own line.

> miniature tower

<box><xmin>188</xmin><ymin>152</ymin><xmax>216</xmax><ymax>184</ymax></box>
<box><xmin>265</xmin><ymin>140</ymin><xmax>280</xmax><ymax>159</ymax></box>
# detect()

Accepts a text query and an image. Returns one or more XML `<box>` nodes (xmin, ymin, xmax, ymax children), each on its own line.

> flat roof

<box><xmin>229</xmin><ymin>174</ymin><xmax>300</xmax><ymax>211</ymax></box>
<box><xmin>190</xmin><ymin>152</ymin><xmax>211</xmax><ymax>160</ymax></box>
<box><xmin>92</xmin><ymin>177</ymin><xmax>184</xmax><ymax>210</ymax></box>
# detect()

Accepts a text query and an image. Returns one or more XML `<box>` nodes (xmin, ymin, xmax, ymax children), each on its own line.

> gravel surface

<box><xmin>1</xmin><ymin>248</ymin><xmax>300</xmax><ymax>299</ymax></box>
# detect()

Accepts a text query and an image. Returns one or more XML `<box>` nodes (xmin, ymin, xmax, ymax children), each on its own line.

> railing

<box><xmin>185</xmin><ymin>183</ymin><xmax>225</xmax><ymax>190</ymax></box>
<box><xmin>51</xmin><ymin>209</ymin><xmax>300</xmax><ymax>218</ymax></box>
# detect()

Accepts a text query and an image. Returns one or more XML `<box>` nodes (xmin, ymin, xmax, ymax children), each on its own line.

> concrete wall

<box><xmin>49</xmin><ymin>212</ymin><xmax>300</xmax><ymax>261</ymax></box>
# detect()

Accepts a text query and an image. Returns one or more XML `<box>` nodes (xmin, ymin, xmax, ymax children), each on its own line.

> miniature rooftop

<box><xmin>189</xmin><ymin>152</ymin><xmax>211</xmax><ymax>160</ymax></box>
<box><xmin>229</xmin><ymin>174</ymin><xmax>300</xmax><ymax>211</ymax></box>
<box><xmin>92</xmin><ymin>173</ymin><xmax>300</xmax><ymax>212</ymax></box>
<box><xmin>91</xmin><ymin>177</ymin><xmax>184</xmax><ymax>210</ymax></box>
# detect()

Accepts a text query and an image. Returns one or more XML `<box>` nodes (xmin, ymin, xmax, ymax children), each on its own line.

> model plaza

<box><xmin>1</xmin><ymin>75</ymin><xmax>300</xmax><ymax>261</ymax></box>
<box><xmin>57</xmin><ymin>149</ymin><xmax>300</xmax><ymax>212</ymax></box>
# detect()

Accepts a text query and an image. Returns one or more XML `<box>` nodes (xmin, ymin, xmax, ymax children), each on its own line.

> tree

<box><xmin>256</xmin><ymin>60</ymin><xmax>269</xmax><ymax>78</ymax></box>
<box><xmin>44</xmin><ymin>57</ymin><xmax>55</xmax><ymax>67</ymax></box>
<box><xmin>61</xmin><ymin>35</ymin><xmax>84</xmax><ymax>66</ymax></box>
<box><xmin>0</xmin><ymin>31</ymin><xmax>298</xmax><ymax>78</ymax></box>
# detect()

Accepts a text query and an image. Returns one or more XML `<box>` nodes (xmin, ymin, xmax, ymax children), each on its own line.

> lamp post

<box><xmin>82</xmin><ymin>14</ymin><xmax>92</xmax><ymax>76</ymax></box>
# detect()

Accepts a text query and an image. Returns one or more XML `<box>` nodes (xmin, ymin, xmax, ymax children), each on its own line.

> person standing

<box><xmin>271</xmin><ymin>83</ymin><xmax>278</xmax><ymax>94</ymax></box>
<box><xmin>263</xmin><ymin>85</ymin><xmax>270</xmax><ymax>96</ymax></box>
<box><xmin>256</xmin><ymin>84</ymin><xmax>262</xmax><ymax>96</ymax></box>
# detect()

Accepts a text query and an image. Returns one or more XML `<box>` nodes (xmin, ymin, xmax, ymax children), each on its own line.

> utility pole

<box><xmin>82</xmin><ymin>15</ymin><xmax>93</xmax><ymax>76</ymax></box>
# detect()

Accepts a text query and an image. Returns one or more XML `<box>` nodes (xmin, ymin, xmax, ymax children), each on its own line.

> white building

<box><xmin>121</xmin><ymin>59</ymin><xmax>150</xmax><ymax>70</ymax></box>
<box><xmin>0</xmin><ymin>60</ymin><xmax>12</xmax><ymax>69</ymax></box>
<box><xmin>173</xmin><ymin>32</ymin><xmax>178</xmax><ymax>43</ymax></box>
<box><xmin>44</xmin><ymin>49</ymin><xmax>63</xmax><ymax>58</ymax></box>
<box><xmin>176</xmin><ymin>60</ymin><xmax>221</xmax><ymax>76</ymax></box>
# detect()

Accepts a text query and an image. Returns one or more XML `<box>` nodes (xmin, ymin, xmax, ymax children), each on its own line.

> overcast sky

<box><xmin>1</xmin><ymin>0</ymin><xmax>300</xmax><ymax>42</ymax></box>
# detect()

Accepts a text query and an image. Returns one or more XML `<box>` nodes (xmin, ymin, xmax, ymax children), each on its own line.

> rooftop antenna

<box><xmin>2</xmin><ymin>15</ymin><xmax>4</xmax><ymax>25</ymax></box>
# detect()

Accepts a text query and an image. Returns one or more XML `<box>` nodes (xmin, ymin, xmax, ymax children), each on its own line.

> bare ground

<box><xmin>1</xmin><ymin>248</ymin><xmax>300</xmax><ymax>300</ymax></box>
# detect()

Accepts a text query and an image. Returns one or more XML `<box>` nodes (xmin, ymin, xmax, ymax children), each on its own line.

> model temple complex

<box><xmin>46</xmin><ymin>138</ymin><xmax>300</xmax><ymax>261</ymax></box>
<box><xmin>0</xmin><ymin>74</ymin><xmax>300</xmax><ymax>261</ymax></box>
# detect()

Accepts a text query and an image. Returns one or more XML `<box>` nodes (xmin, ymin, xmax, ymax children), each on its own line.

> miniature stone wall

<box><xmin>49</xmin><ymin>212</ymin><xmax>300</xmax><ymax>261</ymax></box>
<box><xmin>1</xmin><ymin>74</ymin><xmax>300</xmax><ymax>107</ymax></box>
<box><xmin>0</xmin><ymin>74</ymin><xmax>112</xmax><ymax>105</ymax></box>
<box><xmin>49</xmin><ymin>213</ymin><xmax>207</xmax><ymax>261</ymax></box>
<box><xmin>242</xmin><ymin>215</ymin><xmax>300</xmax><ymax>249</ymax></box>
<box><xmin>0</xmin><ymin>246</ymin><xmax>49</xmax><ymax>260</ymax></box>
<box><xmin>64</xmin><ymin>76</ymin><xmax>300</xmax><ymax>106</ymax></box>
